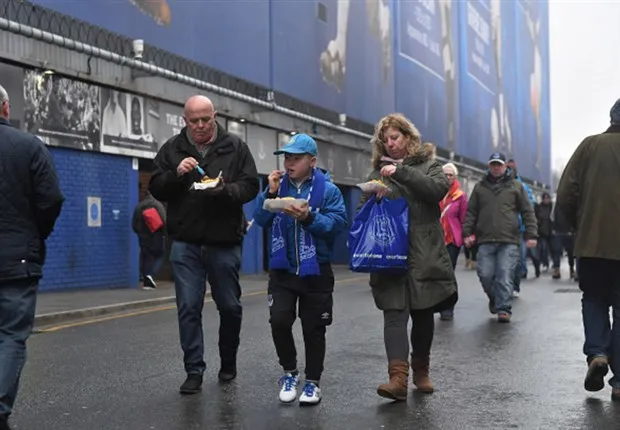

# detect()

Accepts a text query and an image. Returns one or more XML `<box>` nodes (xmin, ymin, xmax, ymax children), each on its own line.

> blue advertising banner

<box><xmin>29</xmin><ymin>0</ymin><xmax>271</xmax><ymax>88</ymax></box>
<box><xmin>458</xmin><ymin>0</ymin><xmax>519</xmax><ymax>166</ymax></box>
<box><xmin>271</xmin><ymin>0</ymin><xmax>396</xmax><ymax>125</ymax></box>
<box><xmin>516</xmin><ymin>0</ymin><xmax>551</xmax><ymax>184</ymax></box>
<box><xmin>395</xmin><ymin>0</ymin><xmax>460</xmax><ymax>152</ymax></box>
<box><xmin>26</xmin><ymin>0</ymin><xmax>551</xmax><ymax>183</ymax></box>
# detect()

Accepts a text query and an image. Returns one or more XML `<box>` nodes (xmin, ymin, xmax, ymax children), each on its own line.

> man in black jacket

<box><xmin>149</xmin><ymin>95</ymin><xmax>259</xmax><ymax>394</ymax></box>
<box><xmin>0</xmin><ymin>85</ymin><xmax>64</xmax><ymax>430</ymax></box>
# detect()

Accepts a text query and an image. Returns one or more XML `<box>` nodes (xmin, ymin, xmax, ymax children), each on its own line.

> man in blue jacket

<box><xmin>253</xmin><ymin>134</ymin><xmax>347</xmax><ymax>406</ymax></box>
<box><xmin>507</xmin><ymin>159</ymin><xmax>536</xmax><ymax>297</ymax></box>
<box><xmin>0</xmin><ymin>85</ymin><xmax>64</xmax><ymax>430</ymax></box>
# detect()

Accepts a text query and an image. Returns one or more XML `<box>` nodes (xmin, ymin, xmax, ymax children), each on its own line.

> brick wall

<box><xmin>40</xmin><ymin>148</ymin><xmax>139</xmax><ymax>292</ymax></box>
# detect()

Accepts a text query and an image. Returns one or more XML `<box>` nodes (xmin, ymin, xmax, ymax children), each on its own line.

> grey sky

<box><xmin>550</xmin><ymin>0</ymin><xmax>620</xmax><ymax>170</ymax></box>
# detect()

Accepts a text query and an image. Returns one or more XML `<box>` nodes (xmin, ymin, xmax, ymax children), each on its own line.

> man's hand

<box><xmin>177</xmin><ymin>157</ymin><xmax>199</xmax><ymax>176</ymax></box>
<box><xmin>380</xmin><ymin>165</ymin><xmax>397</xmax><ymax>177</ymax></box>
<box><xmin>268</xmin><ymin>170</ymin><xmax>285</xmax><ymax>194</ymax></box>
<box><xmin>526</xmin><ymin>239</ymin><xmax>537</xmax><ymax>249</ymax></box>
<box><xmin>464</xmin><ymin>235</ymin><xmax>476</xmax><ymax>248</ymax></box>
<box><xmin>284</xmin><ymin>201</ymin><xmax>310</xmax><ymax>221</ymax></box>
<box><xmin>202</xmin><ymin>177</ymin><xmax>226</xmax><ymax>195</ymax></box>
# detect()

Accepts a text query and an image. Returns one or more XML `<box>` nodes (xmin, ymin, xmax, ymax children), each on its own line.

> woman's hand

<box><xmin>380</xmin><ymin>165</ymin><xmax>397</xmax><ymax>177</ymax></box>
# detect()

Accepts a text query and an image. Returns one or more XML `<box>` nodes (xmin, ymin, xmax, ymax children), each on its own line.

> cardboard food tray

<box><xmin>356</xmin><ymin>181</ymin><xmax>390</xmax><ymax>193</ymax></box>
<box><xmin>191</xmin><ymin>178</ymin><xmax>222</xmax><ymax>191</ymax></box>
<box><xmin>263</xmin><ymin>198</ymin><xmax>308</xmax><ymax>213</ymax></box>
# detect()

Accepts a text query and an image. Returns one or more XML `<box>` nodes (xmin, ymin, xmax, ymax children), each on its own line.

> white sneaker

<box><xmin>512</xmin><ymin>291</ymin><xmax>520</xmax><ymax>299</ymax></box>
<box><xmin>299</xmin><ymin>382</ymin><xmax>321</xmax><ymax>406</ymax></box>
<box><xmin>278</xmin><ymin>373</ymin><xmax>300</xmax><ymax>403</ymax></box>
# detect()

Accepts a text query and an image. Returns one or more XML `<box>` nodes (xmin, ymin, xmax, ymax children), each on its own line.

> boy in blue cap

<box><xmin>253</xmin><ymin>133</ymin><xmax>347</xmax><ymax>405</ymax></box>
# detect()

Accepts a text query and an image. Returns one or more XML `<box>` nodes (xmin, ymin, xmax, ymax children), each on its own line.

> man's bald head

<box><xmin>183</xmin><ymin>95</ymin><xmax>217</xmax><ymax>145</ymax></box>
<box><xmin>0</xmin><ymin>85</ymin><xmax>9</xmax><ymax>119</ymax></box>
<box><xmin>184</xmin><ymin>95</ymin><xmax>214</xmax><ymax>116</ymax></box>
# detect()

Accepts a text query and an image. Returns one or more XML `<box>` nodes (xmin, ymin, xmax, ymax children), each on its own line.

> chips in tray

<box><xmin>263</xmin><ymin>197</ymin><xmax>308</xmax><ymax>213</ymax></box>
<box><xmin>190</xmin><ymin>176</ymin><xmax>222</xmax><ymax>191</ymax></box>
<box><xmin>356</xmin><ymin>179</ymin><xmax>391</xmax><ymax>193</ymax></box>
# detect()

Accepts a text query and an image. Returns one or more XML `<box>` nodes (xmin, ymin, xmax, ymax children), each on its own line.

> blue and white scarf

<box><xmin>269</xmin><ymin>169</ymin><xmax>326</xmax><ymax>277</ymax></box>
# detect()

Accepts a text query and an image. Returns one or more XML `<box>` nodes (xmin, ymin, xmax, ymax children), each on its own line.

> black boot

<box><xmin>0</xmin><ymin>415</ymin><xmax>11</xmax><ymax>430</ymax></box>
<box><xmin>218</xmin><ymin>360</ymin><xmax>237</xmax><ymax>382</ymax></box>
<box><xmin>180</xmin><ymin>373</ymin><xmax>203</xmax><ymax>394</ymax></box>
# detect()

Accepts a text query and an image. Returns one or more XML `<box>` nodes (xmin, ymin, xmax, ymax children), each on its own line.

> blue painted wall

<box><xmin>41</xmin><ymin>148</ymin><xmax>139</xmax><ymax>291</ymax></box>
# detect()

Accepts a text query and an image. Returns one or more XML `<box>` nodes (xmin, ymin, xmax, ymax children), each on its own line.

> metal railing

<box><xmin>0</xmin><ymin>0</ymin><xmax>362</xmax><ymax>129</ymax></box>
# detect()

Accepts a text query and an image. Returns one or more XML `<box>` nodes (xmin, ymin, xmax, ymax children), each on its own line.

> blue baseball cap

<box><xmin>274</xmin><ymin>133</ymin><xmax>318</xmax><ymax>156</ymax></box>
<box><xmin>488</xmin><ymin>152</ymin><xmax>507</xmax><ymax>165</ymax></box>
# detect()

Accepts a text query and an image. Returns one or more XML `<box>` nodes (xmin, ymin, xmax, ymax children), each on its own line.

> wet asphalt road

<box><xmin>12</xmin><ymin>267</ymin><xmax>620</xmax><ymax>430</ymax></box>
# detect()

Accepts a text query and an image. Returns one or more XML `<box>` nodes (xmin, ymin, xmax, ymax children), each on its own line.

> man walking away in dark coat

<box><xmin>0</xmin><ymin>85</ymin><xmax>64</xmax><ymax>430</ymax></box>
<box><xmin>132</xmin><ymin>186</ymin><xmax>167</xmax><ymax>289</ymax></box>
<box><xmin>556</xmin><ymin>98</ymin><xmax>620</xmax><ymax>400</ymax></box>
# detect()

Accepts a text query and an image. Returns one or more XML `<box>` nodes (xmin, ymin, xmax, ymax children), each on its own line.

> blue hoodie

<box><xmin>514</xmin><ymin>173</ymin><xmax>535</xmax><ymax>233</ymax></box>
<box><xmin>253</xmin><ymin>170</ymin><xmax>348</xmax><ymax>273</ymax></box>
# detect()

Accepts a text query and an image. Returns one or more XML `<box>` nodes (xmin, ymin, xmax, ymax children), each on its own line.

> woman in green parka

<box><xmin>360</xmin><ymin>113</ymin><xmax>458</xmax><ymax>401</ymax></box>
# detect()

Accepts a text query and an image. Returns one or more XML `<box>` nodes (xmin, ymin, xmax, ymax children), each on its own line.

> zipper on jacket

<box><xmin>295</xmin><ymin>184</ymin><xmax>302</xmax><ymax>275</ymax></box>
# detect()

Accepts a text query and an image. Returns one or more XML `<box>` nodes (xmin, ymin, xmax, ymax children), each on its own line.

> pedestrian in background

<box><xmin>507</xmin><ymin>158</ymin><xmax>537</xmax><ymax>299</ymax></box>
<box><xmin>0</xmin><ymin>84</ymin><xmax>64</xmax><ymax>430</ymax></box>
<box><xmin>149</xmin><ymin>95</ymin><xmax>259</xmax><ymax>394</ymax></box>
<box><xmin>534</xmin><ymin>192</ymin><xmax>553</xmax><ymax>275</ymax></box>
<box><xmin>132</xmin><ymin>185</ymin><xmax>166</xmax><ymax>289</ymax></box>
<box><xmin>438</xmin><ymin>162</ymin><xmax>468</xmax><ymax>321</ymax></box>
<box><xmin>463</xmin><ymin>153</ymin><xmax>537</xmax><ymax>323</ymax></box>
<box><xmin>253</xmin><ymin>134</ymin><xmax>347</xmax><ymax>406</ymax></box>
<box><xmin>550</xmin><ymin>202</ymin><xmax>577</xmax><ymax>281</ymax></box>
<box><xmin>556</xmin><ymin>98</ymin><xmax>620</xmax><ymax>400</ymax></box>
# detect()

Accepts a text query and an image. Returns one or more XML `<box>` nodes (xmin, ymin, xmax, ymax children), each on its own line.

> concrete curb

<box><xmin>34</xmin><ymin>295</ymin><xmax>178</xmax><ymax>328</ymax></box>
<box><xmin>33</xmin><ymin>270</ymin><xmax>365</xmax><ymax>328</ymax></box>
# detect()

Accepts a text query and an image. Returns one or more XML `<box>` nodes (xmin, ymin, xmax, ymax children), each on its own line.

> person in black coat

<box><xmin>132</xmin><ymin>186</ymin><xmax>167</xmax><ymax>289</ymax></box>
<box><xmin>149</xmin><ymin>95</ymin><xmax>259</xmax><ymax>393</ymax></box>
<box><xmin>0</xmin><ymin>84</ymin><xmax>64</xmax><ymax>430</ymax></box>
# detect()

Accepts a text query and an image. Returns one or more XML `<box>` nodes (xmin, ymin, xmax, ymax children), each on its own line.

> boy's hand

<box><xmin>268</xmin><ymin>170</ymin><xmax>285</xmax><ymax>194</ymax></box>
<box><xmin>284</xmin><ymin>202</ymin><xmax>310</xmax><ymax>221</ymax></box>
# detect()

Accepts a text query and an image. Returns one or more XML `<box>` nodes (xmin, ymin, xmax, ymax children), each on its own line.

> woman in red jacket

<box><xmin>439</xmin><ymin>163</ymin><xmax>468</xmax><ymax>321</ymax></box>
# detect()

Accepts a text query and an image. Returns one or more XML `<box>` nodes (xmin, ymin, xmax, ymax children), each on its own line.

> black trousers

<box><xmin>384</xmin><ymin>306</ymin><xmax>435</xmax><ymax>361</ymax></box>
<box><xmin>268</xmin><ymin>265</ymin><xmax>334</xmax><ymax>382</ymax></box>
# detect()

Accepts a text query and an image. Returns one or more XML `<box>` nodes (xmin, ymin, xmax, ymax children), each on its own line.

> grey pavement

<box><xmin>33</xmin><ymin>266</ymin><xmax>362</xmax><ymax>327</ymax></box>
<box><xmin>13</xmin><ymin>263</ymin><xmax>620</xmax><ymax>429</ymax></box>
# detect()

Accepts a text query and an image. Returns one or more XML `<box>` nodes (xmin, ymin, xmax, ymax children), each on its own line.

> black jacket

<box><xmin>0</xmin><ymin>118</ymin><xmax>64</xmax><ymax>281</ymax></box>
<box><xmin>535</xmin><ymin>202</ymin><xmax>553</xmax><ymax>237</ymax></box>
<box><xmin>149</xmin><ymin>124</ymin><xmax>259</xmax><ymax>245</ymax></box>
<box><xmin>132</xmin><ymin>193</ymin><xmax>166</xmax><ymax>252</ymax></box>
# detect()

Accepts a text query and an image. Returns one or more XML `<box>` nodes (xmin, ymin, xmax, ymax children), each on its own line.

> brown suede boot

<box><xmin>411</xmin><ymin>356</ymin><xmax>434</xmax><ymax>393</ymax></box>
<box><xmin>377</xmin><ymin>359</ymin><xmax>409</xmax><ymax>401</ymax></box>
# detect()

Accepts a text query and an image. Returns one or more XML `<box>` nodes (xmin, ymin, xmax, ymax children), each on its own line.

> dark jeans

<box><xmin>440</xmin><ymin>244</ymin><xmax>460</xmax><ymax>316</ymax></box>
<box><xmin>169</xmin><ymin>241</ymin><xmax>243</xmax><ymax>375</ymax></box>
<box><xmin>579</xmin><ymin>258</ymin><xmax>620</xmax><ymax>388</ymax></box>
<box><xmin>465</xmin><ymin>244</ymin><xmax>478</xmax><ymax>262</ymax></box>
<box><xmin>0</xmin><ymin>278</ymin><xmax>38</xmax><ymax>419</ymax></box>
<box><xmin>384</xmin><ymin>304</ymin><xmax>434</xmax><ymax>361</ymax></box>
<box><xmin>268</xmin><ymin>265</ymin><xmax>334</xmax><ymax>382</ymax></box>
<box><xmin>477</xmin><ymin>243</ymin><xmax>520</xmax><ymax>314</ymax></box>
<box><xmin>552</xmin><ymin>234</ymin><xmax>575</xmax><ymax>270</ymax></box>
<box><xmin>537</xmin><ymin>235</ymin><xmax>551</xmax><ymax>268</ymax></box>
<box><xmin>140</xmin><ymin>247</ymin><xmax>164</xmax><ymax>280</ymax></box>
<box><xmin>513</xmin><ymin>239</ymin><xmax>526</xmax><ymax>293</ymax></box>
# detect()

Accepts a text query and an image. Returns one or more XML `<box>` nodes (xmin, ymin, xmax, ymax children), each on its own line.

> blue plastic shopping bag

<box><xmin>348</xmin><ymin>196</ymin><xmax>409</xmax><ymax>273</ymax></box>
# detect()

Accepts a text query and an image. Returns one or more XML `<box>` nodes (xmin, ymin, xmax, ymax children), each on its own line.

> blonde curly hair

<box><xmin>370</xmin><ymin>113</ymin><xmax>422</xmax><ymax>170</ymax></box>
